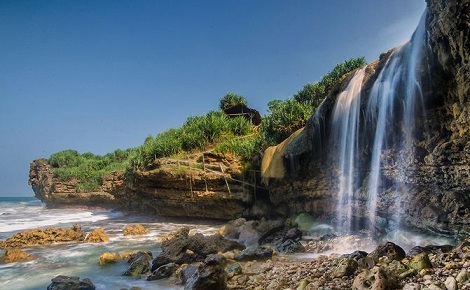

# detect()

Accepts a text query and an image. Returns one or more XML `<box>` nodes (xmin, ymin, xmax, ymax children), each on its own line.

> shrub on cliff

<box><xmin>258</xmin><ymin>57</ymin><xmax>366</xmax><ymax>147</ymax></box>
<box><xmin>128</xmin><ymin>111</ymin><xmax>255</xmax><ymax>170</ymax></box>
<box><xmin>49</xmin><ymin>148</ymin><xmax>134</xmax><ymax>191</ymax></box>
<box><xmin>294</xmin><ymin>57</ymin><xmax>366</xmax><ymax>106</ymax></box>
<box><xmin>219</xmin><ymin>93</ymin><xmax>247</xmax><ymax>110</ymax></box>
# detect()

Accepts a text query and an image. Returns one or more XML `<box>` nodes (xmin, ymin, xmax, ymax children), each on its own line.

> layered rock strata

<box><xmin>29</xmin><ymin>153</ymin><xmax>255</xmax><ymax>220</ymax></box>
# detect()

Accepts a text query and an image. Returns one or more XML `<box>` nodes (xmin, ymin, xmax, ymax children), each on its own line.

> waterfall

<box><xmin>331</xmin><ymin>68</ymin><xmax>365</xmax><ymax>233</ymax></box>
<box><xmin>331</xmin><ymin>10</ymin><xmax>428</xmax><ymax>234</ymax></box>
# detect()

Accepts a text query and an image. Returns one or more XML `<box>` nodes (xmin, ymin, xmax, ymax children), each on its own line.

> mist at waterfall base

<box><xmin>0</xmin><ymin>197</ymin><xmax>220</xmax><ymax>290</ymax></box>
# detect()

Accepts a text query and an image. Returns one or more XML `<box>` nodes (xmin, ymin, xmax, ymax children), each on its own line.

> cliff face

<box><xmin>29</xmin><ymin>153</ymin><xmax>255</xmax><ymax>220</ymax></box>
<box><xmin>263</xmin><ymin>0</ymin><xmax>470</xmax><ymax>236</ymax></box>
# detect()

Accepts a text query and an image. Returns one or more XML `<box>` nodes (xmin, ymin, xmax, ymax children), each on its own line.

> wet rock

<box><xmin>332</xmin><ymin>257</ymin><xmax>358</xmax><ymax>278</ymax></box>
<box><xmin>204</xmin><ymin>254</ymin><xmax>226</xmax><ymax>266</ymax></box>
<box><xmin>151</xmin><ymin>227</ymin><xmax>243</xmax><ymax>271</ymax></box>
<box><xmin>284</xmin><ymin>228</ymin><xmax>302</xmax><ymax>241</ymax></box>
<box><xmin>234</xmin><ymin>246</ymin><xmax>273</xmax><ymax>262</ymax></box>
<box><xmin>47</xmin><ymin>275</ymin><xmax>95</xmax><ymax>290</ymax></box>
<box><xmin>99</xmin><ymin>251</ymin><xmax>135</xmax><ymax>266</ymax></box>
<box><xmin>408</xmin><ymin>245</ymin><xmax>453</xmax><ymax>256</ymax></box>
<box><xmin>123</xmin><ymin>251</ymin><xmax>152</xmax><ymax>277</ymax></box>
<box><xmin>352</xmin><ymin>266</ymin><xmax>397</xmax><ymax>290</ymax></box>
<box><xmin>0</xmin><ymin>248</ymin><xmax>35</xmax><ymax>263</ymax></box>
<box><xmin>220</xmin><ymin>218</ymin><xmax>285</xmax><ymax>246</ymax></box>
<box><xmin>1</xmin><ymin>225</ymin><xmax>85</xmax><ymax>248</ymax></box>
<box><xmin>367</xmin><ymin>241</ymin><xmax>405</xmax><ymax>263</ymax></box>
<box><xmin>184</xmin><ymin>263</ymin><xmax>226</xmax><ymax>290</ymax></box>
<box><xmin>123</xmin><ymin>224</ymin><xmax>148</xmax><ymax>236</ymax></box>
<box><xmin>226</xmin><ymin>263</ymin><xmax>242</xmax><ymax>278</ymax></box>
<box><xmin>147</xmin><ymin>263</ymin><xmax>178</xmax><ymax>281</ymax></box>
<box><xmin>274</xmin><ymin>239</ymin><xmax>305</xmax><ymax>254</ymax></box>
<box><xmin>99</xmin><ymin>252</ymin><xmax>121</xmax><ymax>265</ymax></box>
<box><xmin>409</xmin><ymin>253</ymin><xmax>432</xmax><ymax>271</ymax></box>
<box><xmin>84</xmin><ymin>228</ymin><xmax>109</xmax><ymax>243</ymax></box>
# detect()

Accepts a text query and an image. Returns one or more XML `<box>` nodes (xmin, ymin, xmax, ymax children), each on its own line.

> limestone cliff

<box><xmin>29</xmin><ymin>153</ymin><xmax>255</xmax><ymax>220</ymax></box>
<box><xmin>262</xmin><ymin>0</ymin><xmax>470</xmax><ymax>237</ymax></box>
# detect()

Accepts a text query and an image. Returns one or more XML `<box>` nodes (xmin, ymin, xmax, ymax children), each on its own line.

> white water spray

<box><xmin>331</xmin><ymin>68</ymin><xmax>365</xmax><ymax>233</ymax></box>
<box><xmin>330</xmin><ymin>10</ymin><xmax>428</xmax><ymax>234</ymax></box>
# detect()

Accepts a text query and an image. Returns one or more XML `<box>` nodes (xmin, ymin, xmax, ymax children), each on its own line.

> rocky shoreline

<box><xmin>1</xmin><ymin>218</ymin><xmax>469</xmax><ymax>290</ymax></box>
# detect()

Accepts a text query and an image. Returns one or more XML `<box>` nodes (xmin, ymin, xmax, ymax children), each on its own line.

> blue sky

<box><xmin>0</xmin><ymin>0</ymin><xmax>426</xmax><ymax>197</ymax></box>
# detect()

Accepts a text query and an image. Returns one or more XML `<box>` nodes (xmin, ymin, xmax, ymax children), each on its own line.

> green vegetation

<box><xmin>49</xmin><ymin>149</ymin><xmax>134</xmax><ymax>192</ymax></box>
<box><xmin>258</xmin><ymin>57</ymin><xmax>366</xmax><ymax>146</ymax></box>
<box><xmin>128</xmin><ymin>110</ymin><xmax>255</xmax><ymax>171</ymax></box>
<box><xmin>47</xmin><ymin>56</ymin><xmax>366</xmax><ymax>192</ymax></box>
<box><xmin>219</xmin><ymin>93</ymin><xmax>247</xmax><ymax>110</ymax></box>
<box><xmin>293</xmin><ymin>57</ymin><xmax>366</xmax><ymax>106</ymax></box>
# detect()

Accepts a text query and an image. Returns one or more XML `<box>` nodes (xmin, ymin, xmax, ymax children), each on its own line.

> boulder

<box><xmin>408</xmin><ymin>253</ymin><xmax>432</xmax><ymax>271</ymax></box>
<box><xmin>98</xmin><ymin>251</ymin><xmax>135</xmax><ymax>266</ymax></box>
<box><xmin>233</xmin><ymin>246</ymin><xmax>273</xmax><ymax>262</ymax></box>
<box><xmin>123</xmin><ymin>251</ymin><xmax>152</xmax><ymax>277</ymax></box>
<box><xmin>84</xmin><ymin>228</ymin><xmax>109</xmax><ymax>243</ymax></box>
<box><xmin>367</xmin><ymin>242</ymin><xmax>405</xmax><ymax>263</ymax></box>
<box><xmin>352</xmin><ymin>266</ymin><xmax>397</xmax><ymax>290</ymax></box>
<box><xmin>123</xmin><ymin>224</ymin><xmax>148</xmax><ymax>236</ymax></box>
<box><xmin>332</xmin><ymin>257</ymin><xmax>358</xmax><ymax>278</ymax></box>
<box><xmin>220</xmin><ymin>218</ymin><xmax>284</xmax><ymax>246</ymax></box>
<box><xmin>184</xmin><ymin>263</ymin><xmax>226</xmax><ymax>290</ymax></box>
<box><xmin>408</xmin><ymin>245</ymin><xmax>453</xmax><ymax>256</ymax></box>
<box><xmin>147</xmin><ymin>262</ymin><xmax>178</xmax><ymax>281</ymax></box>
<box><xmin>0</xmin><ymin>248</ymin><xmax>35</xmax><ymax>263</ymax></box>
<box><xmin>151</xmin><ymin>227</ymin><xmax>244</xmax><ymax>271</ymax></box>
<box><xmin>47</xmin><ymin>275</ymin><xmax>95</xmax><ymax>290</ymax></box>
<box><xmin>225</xmin><ymin>263</ymin><xmax>242</xmax><ymax>278</ymax></box>
<box><xmin>274</xmin><ymin>239</ymin><xmax>305</xmax><ymax>254</ymax></box>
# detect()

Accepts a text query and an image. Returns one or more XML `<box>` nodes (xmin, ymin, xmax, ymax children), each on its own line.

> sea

<box><xmin>0</xmin><ymin>196</ymin><xmax>221</xmax><ymax>290</ymax></box>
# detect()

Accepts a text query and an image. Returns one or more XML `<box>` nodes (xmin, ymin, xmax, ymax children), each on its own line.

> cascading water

<box><xmin>331</xmin><ymin>68</ymin><xmax>365</xmax><ymax>233</ymax></box>
<box><xmin>330</xmin><ymin>10</ymin><xmax>429</xmax><ymax>234</ymax></box>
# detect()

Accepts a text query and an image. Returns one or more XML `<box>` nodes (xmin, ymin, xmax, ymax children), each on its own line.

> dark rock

<box><xmin>47</xmin><ymin>275</ymin><xmax>95</xmax><ymax>290</ymax></box>
<box><xmin>234</xmin><ymin>246</ymin><xmax>273</xmax><ymax>261</ymax></box>
<box><xmin>220</xmin><ymin>218</ymin><xmax>285</xmax><ymax>246</ymax></box>
<box><xmin>151</xmin><ymin>228</ymin><xmax>244</xmax><ymax>271</ymax></box>
<box><xmin>284</xmin><ymin>228</ymin><xmax>302</xmax><ymax>241</ymax></box>
<box><xmin>147</xmin><ymin>262</ymin><xmax>178</xmax><ymax>281</ymax></box>
<box><xmin>274</xmin><ymin>239</ymin><xmax>305</xmax><ymax>254</ymax></box>
<box><xmin>123</xmin><ymin>251</ymin><xmax>152</xmax><ymax>277</ymax></box>
<box><xmin>222</xmin><ymin>103</ymin><xmax>262</xmax><ymax>126</ymax></box>
<box><xmin>367</xmin><ymin>242</ymin><xmax>405</xmax><ymax>263</ymax></box>
<box><xmin>182</xmin><ymin>264</ymin><xmax>202</xmax><ymax>284</ymax></box>
<box><xmin>184</xmin><ymin>263</ymin><xmax>226</xmax><ymax>290</ymax></box>
<box><xmin>340</xmin><ymin>250</ymin><xmax>368</xmax><ymax>261</ymax></box>
<box><xmin>408</xmin><ymin>244</ymin><xmax>453</xmax><ymax>256</ymax></box>
<box><xmin>320</xmin><ymin>233</ymin><xmax>337</xmax><ymax>241</ymax></box>
<box><xmin>204</xmin><ymin>254</ymin><xmax>227</xmax><ymax>266</ymax></box>
<box><xmin>225</xmin><ymin>263</ymin><xmax>242</xmax><ymax>277</ymax></box>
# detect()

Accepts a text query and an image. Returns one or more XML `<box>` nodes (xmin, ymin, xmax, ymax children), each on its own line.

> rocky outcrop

<box><xmin>123</xmin><ymin>224</ymin><xmax>148</xmax><ymax>236</ymax></box>
<box><xmin>0</xmin><ymin>248</ymin><xmax>35</xmax><ymax>263</ymax></box>
<box><xmin>84</xmin><ymin>228</ymin><xmax>109</xmax><ymax>243</ymax></box>
<box><xmin>0</xmin><ymin>225</ymin><xmax>86</xmax><ymax>248</ymax></box>
<box><xmin>47</xmin><ymin>275</ymin><xmax>95</xmax><ymax>290</ymax></box>
<box><xmin>261</xmin><ymin>0</ymin><xmax>470</xmax><ymax>237</ymax></box>
<box><xmin>28</xmin><ymin>159</ymin><xmax>118</xmax><ymax>206</ymax></box>
<box><xmin>29</xmin><ymin>152</ymin><xmax>256</xmax><ymax>220</ymax></box>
